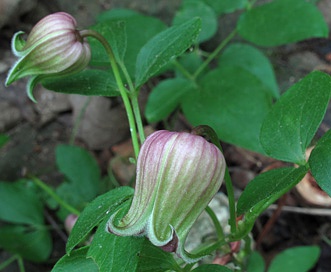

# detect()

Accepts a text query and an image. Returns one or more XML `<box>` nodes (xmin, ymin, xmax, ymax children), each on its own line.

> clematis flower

<box><xmin>107</xmin><ymin>130</ymin><xmax>226</xmax><ymax>263</ymax></box>
<box><xmin>5</xmin><ymin>12</ymin><xmax>91</xmax><ymax>102</ymax></box>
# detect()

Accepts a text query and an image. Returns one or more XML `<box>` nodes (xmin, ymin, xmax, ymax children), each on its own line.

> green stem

<box><xmin>172</xmin><ymin>60</ymin><xmax>194</xmax><ymax>81</ymax></box>
<box><xmin>211</xmin><ymin>139</ymin><xmax>237</xmax><ymax>234</ymax></box>
<box><xmin>108</xmin><ymin>162</ymin><xmax>122</xmax><ymax>188</ymax></box>
<box><xmin>81</xmin><ymin>30</ymin><xmax>140</xmax><ymax>159</ymax></box>
<box><xmin>17</xmin><ymin>256</ymin><xmax>25</xmax><ymax>272</ymax></box>
<box><xmin>196</xmin><ymin>238</ymin><xmax>228</xmax><ymax>258</ymax></box>
<box><xmin>31</xmin><ymin>176</ymin><xmax>80</xmax><ymax>215</ymax></box>
<box><xmin>224</xmin><ymin>168</ymin><xmax>237</xmax><ymax>234</ymax></box>
<box><xmin>131</xmin><ymin>92</ymin><xmax>145</xmax><ymax>143</ymax></box>
<box><xmin>118</xmin><ymin>62</ymin><xmax>146</xmax><ymax>144</ymax></box>
<box><xmin>118</xmin><ymin>62</ymin><xmax>135</xmax><ymax>93</ymax></box>
<box><xmin>205</xmin><ymin>206</ymin><xmax>224</xmax><ymax>241</ymax></box>
<box><xmin>193</xmin><ymin>29</ymin><xmax>237</xmax><ymax>79</ymax></box>
<box><xmin>0</xmin><ymin>255</ymin><xmax>17</xmax><ymax>271</ymax></box>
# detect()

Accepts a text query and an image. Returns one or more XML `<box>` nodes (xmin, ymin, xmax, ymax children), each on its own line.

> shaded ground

<box><xmin>1</xmin><ymin>0</ymin><xmax>331</xmax><ymax>271</ymax></box>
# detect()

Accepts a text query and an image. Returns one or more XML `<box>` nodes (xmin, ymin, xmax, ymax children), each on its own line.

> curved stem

<box><xmin>31</xmin><ymin>176</ymin><xmax>80</xmax><ymax>216</ymax></box>
<box><xmin>193</xmin><ymin>29</ymin><xmax>237</xmax><ymax>79</ymax></box>
<box><xmin>205</xmin><ymin>206</ymin><xmax>224</xmax><ymax>241</ymax></box>
<box><xmin>131</xmin><ymin>92</ymin><xmax>146</xmax><ymax>143</ymax></box>
<box><xmin>81</xmin><ymin>30</ymin><xmax>140</xmax><ymax>159</ymax></box>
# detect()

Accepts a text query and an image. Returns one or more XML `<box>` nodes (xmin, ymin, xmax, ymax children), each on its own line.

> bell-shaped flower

<box><xmin>5</xmin><ymin>12</ymin><xmax>91</xmax><ymax>102</ymax></box>
<box><xmin>107</xmin><ymin>130</ymin><xmax>226</xmax><ymax>263</ymax></box>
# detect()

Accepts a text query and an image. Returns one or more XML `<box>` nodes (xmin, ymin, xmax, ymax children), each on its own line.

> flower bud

<box><xmin>5</xmin><ymin>12</ymin><xmax>91</xmax><ymax>102</ymax></box>
<box><xmin>107</xmin><ymin>130</ymin><xmax>226</xmax><ymax>263</ymax></box>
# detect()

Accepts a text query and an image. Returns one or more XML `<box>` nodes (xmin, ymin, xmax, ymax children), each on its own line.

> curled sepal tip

<box><xmin>26</xmin><ymin>76</ymin><xmax>39</xmax><ymax>103</ymax></box>
<box><xmin>11</xmin><ymin>31</ymin><xmax>27</xmax><ymax>57</ymax></box>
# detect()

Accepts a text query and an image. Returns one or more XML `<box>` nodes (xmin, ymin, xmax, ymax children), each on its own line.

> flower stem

<box><xmin>81</xmin><ymin>30</ymin><xmax>140</xmax><ymax>159</ymax></box>
<box><xmin>224</xmin><ymin>169</ymin><xmax>237</xmax><ymax>234</ymax></box>
<box><xmin>193</xmin><ymin>29</ymin><xmax>237</xmax><ymax>79</ymax></box>
<box><xmin>17</xmin><ymin>256</ymin><xmax>25</xmax><ymax>272</ymax></box>
<box><xmin>205</xmin><ymin>206</ymin><xmax>224</xmax><ymax>241</ymax></box>
<box><xmin>131</xmin><ymin>92</ymin><xmax>146</xmax><ymax>143</ymax></box>
<box><xmin>31</xmin><ymin>176</ymin><xmax>80</xmax><ymax>215</ymax></box>
<box><xmin>117</xmin><ymin>62</ymin><xmax>146</xmax><ymax>144</ymax></box>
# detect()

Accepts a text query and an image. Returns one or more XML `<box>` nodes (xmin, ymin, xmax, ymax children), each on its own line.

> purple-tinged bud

<box><xmin>107</xmin><ymin>130</ymin><xmax>226</xmax><ymax>263</ymax></box>
<box><xmin>5</xmin><ymin>12</ymin><xmax>91</xmax><ymax>102</ymax></box>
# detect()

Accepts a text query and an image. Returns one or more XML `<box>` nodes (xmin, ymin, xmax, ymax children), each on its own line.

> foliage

<box><xmin>0</xmin><ymin>180</ymin><xmax>52</xmax><ymax>262</ymax></box>
<box><xmin>247</xmin><ymin>246</ymin><xmax>320</xmax><ymax>272</ymax></box>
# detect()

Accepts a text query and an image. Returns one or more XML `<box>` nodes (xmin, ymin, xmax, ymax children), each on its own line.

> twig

<box><xmin>44</xmin><ymin>209</ymin><xmax>68</xmax><ymax>243</ymax></box>
<box><xmin>267</xmin><ymin>204</ymin><xmax>331</xmax><ymax>216</ymax></box>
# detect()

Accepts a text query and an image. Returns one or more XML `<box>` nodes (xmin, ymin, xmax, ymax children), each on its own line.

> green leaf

<box><xmin>135</xmin><ymin>18</ymin><xmax>201</xmax><ymax>87</ymax></box>
<box><xmin>88</xmin><ymin>218</ymin><xmax>144</xmax><ymax>272</ymax></box>
<box><xmin>191</xmin><ymin>264</ymin><xmax>233</xmax><ymax>272</ymax></box>
<box><xmin>0</xmin><ymin>180</ymin><xmax>51</xmax><ymax>262</ymax></box>
<box><xmin>56</xmin><ymin>144</ymin><xmax>100</xmax><ymax>200</ymax></box>
<box><xmin>260</xmin><ymin>71</ymin><xmax>331</xmax><ymax>164</ymax></box>
<box><xmin>247</xmin><ymin>251</ymin><xmax>265</xmax><ymax>272</ymax></box>
<box><xmin>42</xmin><ymin>70</ymin><xmax>119</xmax><ymax>97</ymax></box>
<box><xmin>237</xmin><ymin>166</ymin><xmax>307</xmax><ymax>215</ymax></box>
<box><xmin>268</xmin><ymin>246</ymin><xmax>320</xmax><ymax>272</ymax></box>
<box><xmin>182</xmin><ymin>66</ymin><xmax>272</xmax><ymax>153</ymax></box>
<box><xmin>145</xmin><ymin>78</ymin><xmax>194</xmax><ymax>123</ymax></box>
<box><xmin>309</xmin><ymin>129</ymin><xmax>331</xmax><ymax>197</ymax></box>
<box><xmin>0</xmin><ymin>134</ymin><xmax>9</xmax><ymax>148</ymax></box>
<box><xmin>219</xmin><ymin>43</ymin><xmax>279</xmax><ymax>99</ymax></box>
<box><xmin>237</xmin><ymin>0</ymin><xmax>328</xmax><ymax>46</ymax></box>
<box><xmin>0</xmin><ymin>225</ymin><xmax>52</xmax><ymax>262</ymax></box>
<box><xmin>52</xmin><ymin>247</ymin><xmax>99</xmax><ymax>272</ymax></box>
<box><xmin>89</xmin><ymin>14</ymin><xmax>166</xmax><ymax>78</ymax></box>
<box><xmin>137</xmin><ymin>239</ymin><xmax>182</xmax><ymax>272</ymax></box>
<box><xmin>0</xmin><ymin>180</ymin><xmax>44</xmax><ymax>225</ymax></box>
<box><xmin>173</xmin><ymin>1</ymin><xmax>217</xmax><ymax>43</ymax></box>
<box><xmin>66</xmin><ymin>186</ymin><xmax>134</xmax><ymax>254</ymax></box>
<box><xmin>203</xmin><ymin>0</ymin><xmax>247</xmax><ymax>15</ymax></box>
<box><xmin>55</xmin><ymin>145</ymin><xmax>101</xmax><ymax>218</ymax></box>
